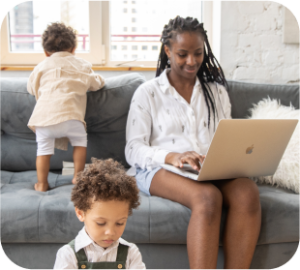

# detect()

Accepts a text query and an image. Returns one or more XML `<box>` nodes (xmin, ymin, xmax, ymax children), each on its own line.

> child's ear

<box><xmin>75</xmin><ymin>207</ymin><xmax>85</xmax><ymax>222</ymax></box>
<box><xmin>71</xmin><ymin>47</ymin><xmax>76</xmax><ymax>55</ymax></box>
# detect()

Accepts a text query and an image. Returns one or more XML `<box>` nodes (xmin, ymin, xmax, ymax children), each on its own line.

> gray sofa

<box><xmin>1</xmin><ymin>73</ymin><xmax>299</xmax><ymax>269</ymax></box>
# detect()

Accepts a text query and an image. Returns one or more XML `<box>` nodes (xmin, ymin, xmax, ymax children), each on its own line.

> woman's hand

<box><xmin>165</xmin><ymin>152</ymin><xmax>205</xmax><ymax>171</ymax></box>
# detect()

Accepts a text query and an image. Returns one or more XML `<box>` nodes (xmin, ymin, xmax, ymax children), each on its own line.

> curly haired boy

<box><xmin>54</xmin><ymin>158</ymin><xmax>146</xmax><ymax>269</ymax></box>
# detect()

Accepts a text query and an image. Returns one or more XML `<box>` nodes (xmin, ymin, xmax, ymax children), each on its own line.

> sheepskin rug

<box><xmin>248</xmin><ymin>98</ymin><xmax>299</xmax><ymax>193</ymax></box>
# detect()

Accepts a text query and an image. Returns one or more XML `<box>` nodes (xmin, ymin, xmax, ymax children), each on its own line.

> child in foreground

<box><xmin>54</xmin><ymin>158</ymin><xmax>146</xmax><ymax>269</ymax></box>
<box><xmin>27</xmin><ymin>22</ymin><xmax>105</xmax><ymax>192</ymax></box>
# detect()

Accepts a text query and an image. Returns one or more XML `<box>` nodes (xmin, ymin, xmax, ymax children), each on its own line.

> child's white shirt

<box><xmin>53</xmin><ymin>227</ymin><xmax>146</xmax><ymax>269</ymax></box>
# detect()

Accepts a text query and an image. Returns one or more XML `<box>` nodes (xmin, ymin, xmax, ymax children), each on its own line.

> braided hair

<box><xmin>156</xmin><ymin>16</ymin><xmax>228</xmax><ymax>129</ymax></box>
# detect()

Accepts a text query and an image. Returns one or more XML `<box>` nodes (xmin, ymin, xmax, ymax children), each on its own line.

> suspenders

<box><xmin>68</xmin><ymin>239</ymin><xmax>129</xmax><ymax>269</ymax></box>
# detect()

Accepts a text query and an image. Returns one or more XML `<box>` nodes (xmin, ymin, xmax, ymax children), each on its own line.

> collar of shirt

<box><xmin>74</xmin><ymin>227</ymin><xmax>129</xmax><ymax>255</ymax></box>
<box><xmin>50</xmin><ymin>51</ymin><xmax>74</xmax><ymax>58</ymax></box>
<box><xmin>158</xmin><ymin>68</ymin><xmax>201</xmax><ymax>103</ymax></box>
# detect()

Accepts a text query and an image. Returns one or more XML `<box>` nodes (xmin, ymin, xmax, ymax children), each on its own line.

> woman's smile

<box><xmin>184</xmin><ymin>66</ymin><xmax>197</xmax><ymax>73</ymax></box>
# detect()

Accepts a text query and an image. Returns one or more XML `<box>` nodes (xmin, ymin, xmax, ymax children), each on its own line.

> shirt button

<box><xmin>118</xmin><ymin>264</ymin><xmax>123</xmax><ymax>269</ymax></box>
<box><xmin>81</xmin><ymin>265</ymin><xmax>86</xmax><ymax>269</ymax></box>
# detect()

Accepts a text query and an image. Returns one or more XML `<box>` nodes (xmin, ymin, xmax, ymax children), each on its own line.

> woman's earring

<box><xmin>167</xmin><ymin>59</ymin><xmax>171</xmax><ymax>65</ymax></box>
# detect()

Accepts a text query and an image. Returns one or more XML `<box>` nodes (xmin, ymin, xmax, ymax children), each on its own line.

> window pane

<box><xmin>9</xmin><ymin>1</ymin><xmax>89</xmax><ymax>52</ymax></box>
<box><xmin>110</xmin><ymin>0</ymin><xmax>202</xmax><ymax>61</ymax></box>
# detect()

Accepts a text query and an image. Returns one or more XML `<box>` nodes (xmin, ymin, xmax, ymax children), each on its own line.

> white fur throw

<box><xmin>248</xmin><ymin>98</ymin><xmax>299</xmax><ymax>193</ymax></box>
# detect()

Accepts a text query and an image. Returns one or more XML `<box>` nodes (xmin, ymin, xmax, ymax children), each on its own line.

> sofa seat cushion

<box><xmin>1</xmin><ymin>170</ymin><xmax>298</xmax><ymax>245</ymax></box>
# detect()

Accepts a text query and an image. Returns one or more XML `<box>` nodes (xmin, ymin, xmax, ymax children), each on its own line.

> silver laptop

<box><xmin>161</xmin><ymin>119</ymin><xmax>298</xmax><ymax>181</ymax></box>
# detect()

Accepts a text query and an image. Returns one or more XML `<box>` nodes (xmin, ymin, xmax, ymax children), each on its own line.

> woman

<box><xmin>125</xmin><ymin>16</ymin><xmax>261</xmax><ymax>269</ymax></box>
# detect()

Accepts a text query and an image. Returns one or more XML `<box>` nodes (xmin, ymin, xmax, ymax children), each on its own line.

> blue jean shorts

<box><xmin>135</xmin><ymin>167</ymin><xmax>162</xmax><ymax>196</ymax></box>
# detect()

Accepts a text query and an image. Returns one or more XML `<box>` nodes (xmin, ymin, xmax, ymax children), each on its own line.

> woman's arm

<box><xmin>125</xmin><ymin>87</ymin><xmax>171</xmax><ymax>170</ymax></box>
<box><xmin>216</xmin><ymin>83</ymin><xmax>232</xmax><ymax>119</ymax></box>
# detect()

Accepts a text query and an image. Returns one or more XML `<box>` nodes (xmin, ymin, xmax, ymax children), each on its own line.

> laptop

<box><xmin>160</xmin><ymin>119</ymin><xmax>298</xmax><ymax>181</ymax></box>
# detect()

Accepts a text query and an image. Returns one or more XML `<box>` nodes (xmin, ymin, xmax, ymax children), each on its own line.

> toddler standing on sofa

<box><xmin>54</xmin><ymin>158</ymin><xmax>146</xmax><ymax>269</ymax></box>
<box><xmin>27</xmin><ymin>22</ymin><xmax>105</xmax><ymax>192</ymax></box>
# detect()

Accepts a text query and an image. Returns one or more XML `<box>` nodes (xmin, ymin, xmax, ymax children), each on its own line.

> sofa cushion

<box><xmin>1</xmin><ymin>171</ymin><xmax>298</xmax><ymax>245</ymax></box>
<box><xmin>1</xmin><ymin>73</ymin><xmax>146</xmax><ymax>171</ymax></box>
<box><xmin>227</xmin><ymin>80</ymin><xmax>299</xmax><ymax>119</ymax></box>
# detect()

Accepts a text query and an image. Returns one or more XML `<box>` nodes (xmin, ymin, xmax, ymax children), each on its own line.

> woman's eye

<box><xmin>178</xmin><ymin>54</ymin><xmax>186</xmax><ymax>58</ymax></box>
<box><xmin>116</xmin><ymin>223</ymin><xmax>125</xmax><ymax>226</ymax></box>
<box><xmin>97</xmin><ymin>223</ymin><xmax>105</xmax><ymax>226</ymax></box>
<box><xmin>196</xmin><ymin>53</ymin><xmax>202</xmax><ymax>56</ymax></box>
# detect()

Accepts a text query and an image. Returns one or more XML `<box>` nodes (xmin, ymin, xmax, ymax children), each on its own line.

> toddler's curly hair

<box><xmin>71</xmin><ymin>158</ymin><xmax>140</xmax><ymax>215</ymax></box>
<box><xmin>42</xmin><ymin>22</ymin><xmax>77</xmax><ymax>53</ymax></box>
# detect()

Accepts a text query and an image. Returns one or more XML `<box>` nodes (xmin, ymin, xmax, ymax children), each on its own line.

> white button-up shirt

<box><xmin>53</xmin><ymin>227</ymin><xmax>146</xmax><ymax>269</ymax></box>
<box><xmin>125</xmin><ymin>69</ymin><xmax>231</xmax><ymax>172</ymax></box>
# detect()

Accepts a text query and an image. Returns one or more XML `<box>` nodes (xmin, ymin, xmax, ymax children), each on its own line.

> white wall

<box><xmin>220</xmin><ymin>1</ymin><xmax>299</xmax><ymax>84</ymax></box>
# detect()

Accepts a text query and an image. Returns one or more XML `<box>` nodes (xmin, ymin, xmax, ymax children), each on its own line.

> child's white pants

<box><xmin>35</xmin><ymin>120</ymin><xmax>87</xmax><ymax>156</ymax></box>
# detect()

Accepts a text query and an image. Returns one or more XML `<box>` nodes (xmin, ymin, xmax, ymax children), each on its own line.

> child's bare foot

<box><xmin>72</xmin><ymin>178</ymin><xmax>77</xmax><ymax>185</ymax></box>
<box><xmin>34</xmin><ymin>182</ymin><xmax>49</xmax><ymax>192</ymax></box>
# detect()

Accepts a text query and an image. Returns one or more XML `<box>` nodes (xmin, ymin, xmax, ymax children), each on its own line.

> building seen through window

<box><xmin>110</xmin><ymin>0</ymin><xmax>202</xmax><ymax>61</ymax></box>
<box><xmin>8</xmin><ymin>1</ymin><xmax>202</xmax><ymax>62</ymax></box>
<box><xmin>8</xmin><ymin>1</ymin><xmax>89</xmax><ymax>52</ymax></box>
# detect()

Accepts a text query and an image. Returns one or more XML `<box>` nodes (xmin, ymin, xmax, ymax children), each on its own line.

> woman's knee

<box><xmin>228</xmin><ymin>178</ymin><xmax>261</xmax><ymax>213</ymax></box>
<box><xmin>188</xmin><ymin>184</ymin><xmax>223</xmax><ymax>214</ymax></box>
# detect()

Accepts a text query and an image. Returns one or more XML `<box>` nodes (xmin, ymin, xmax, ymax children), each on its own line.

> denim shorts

<box><xmin>135</xmin><ymin>166</ymin><xmax>162</xmax><ymax>196</ymax></box>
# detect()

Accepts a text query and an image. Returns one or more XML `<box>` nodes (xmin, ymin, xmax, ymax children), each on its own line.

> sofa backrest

<box><xmin>1</xmin><ymin>73</ymin><xmax>146</xmax><ymax>171</ymax></box>
<box><xmin>227</xmin><ymin>80</ymin><xmax>299</xmax><ymax>118</ymax></box>
<box><xmin>1</xmin><ymin>75</ymin><xmax>299</xmax><ymax>172</ymax></box>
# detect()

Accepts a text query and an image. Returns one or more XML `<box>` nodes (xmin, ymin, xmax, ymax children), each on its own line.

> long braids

<box><xmin>156</xmin><ymin>16</ymin><xmax>228</xmax><ymax>130</ymax></box>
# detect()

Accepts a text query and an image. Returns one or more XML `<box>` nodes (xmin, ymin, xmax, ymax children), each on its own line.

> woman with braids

<box><xmin>125</xmin><ymin>16</ymin><xmax>261</xmax><ymax>269</ymax></box>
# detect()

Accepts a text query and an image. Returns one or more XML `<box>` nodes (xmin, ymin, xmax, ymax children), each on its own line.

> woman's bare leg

<box><xmin>214</xmin><ymin>178</ymin><xmax>261</xmax><ymax>269</ymax></box>
<box><xmin>35</xmin><ymin>155</ymin><xmax>51</xmax><ymax>191</ymax></box>
<box><xmin>72</xmin><ymin>146</ymin><xmax>87</xmax><ymax>184</ymax></box>
<box><xmin>150</xmin><ymin>169</ymin><xmax>223</xmax><ymax>269</ymax></box>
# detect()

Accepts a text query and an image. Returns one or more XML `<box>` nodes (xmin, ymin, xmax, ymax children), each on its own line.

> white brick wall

<box><xmin>220</xmin><ymin>1</ymin><xmax>299</xmax><ymax>84</ymax></box>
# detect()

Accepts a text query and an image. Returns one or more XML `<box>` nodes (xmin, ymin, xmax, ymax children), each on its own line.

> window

<box><xmin>110</xmin><ymin>0</ymin><xmax>207</xmax><ymax>65</ymax></box>
<box><xmin>132</xmin><ymin>54</ymin><xmax>138</xmax><ymax>58</ymax></box>
<box><xmin>124</xmin><ymin>55</ymin><xmax>127</xmax><ymax>59</ymax></box>
<box><xmin>1</xmin><ymin>1</ymin><xmax>104</xmax><ymax>65</ymax></box>
<box><xmin>1</xmin><ymin>1</ymin><xmax>213</xmax><ymax>66</ymax></box>
<box><xmin>122</xmin><ymin>45</ymin><xmax>127</xmax><ymax>50</ymax></box>
<box><xmin>123</xmin><ymin>8</ymin><xmax>127</xmax><ymax>13</ymax></box>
